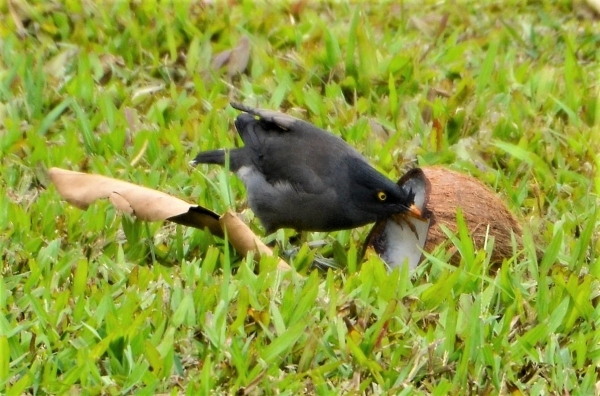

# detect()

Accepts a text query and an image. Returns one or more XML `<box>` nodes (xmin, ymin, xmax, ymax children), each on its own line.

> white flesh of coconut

<box><xmin>381</xmin><ymin>216</ymin><xmax>430</xmax><ymax>270</ymax></box>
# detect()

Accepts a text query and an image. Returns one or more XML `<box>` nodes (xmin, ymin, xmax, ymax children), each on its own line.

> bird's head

<box><xmin>348</xmin><ymin>159</ymin><xmax>424</xmax><ymax>220</ymax></box>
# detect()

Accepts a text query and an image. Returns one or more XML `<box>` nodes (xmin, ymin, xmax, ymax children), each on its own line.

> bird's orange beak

<box><xmin>407</xmin><ymin>204</ymin><xmax>422</xmax><ymax>219</ymax></box>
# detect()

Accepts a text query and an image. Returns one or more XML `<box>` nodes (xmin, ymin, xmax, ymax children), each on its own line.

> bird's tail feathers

<box><xmin>190</xmin><ymin>149</ymin><xmax>227</xmax><ymax>166</ymax></box>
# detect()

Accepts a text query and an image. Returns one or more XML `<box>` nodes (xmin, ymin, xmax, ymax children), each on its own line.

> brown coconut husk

<box><xmin>419</xmin><ymin>166</ymin><xmax>522</xmax><ymax>264</ymax></box>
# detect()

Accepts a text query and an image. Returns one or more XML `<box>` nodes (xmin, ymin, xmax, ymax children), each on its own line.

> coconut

<box><xmin>364</xmin><ymin>166</ymin><xmax>522</xmax><ymax>269</ymax></box>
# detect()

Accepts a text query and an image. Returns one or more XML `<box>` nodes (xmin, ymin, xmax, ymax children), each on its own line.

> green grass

<box><xmin>1</xmin><ymin>0</ymin><xmax>599</xmax><ymax>394</ymax></box>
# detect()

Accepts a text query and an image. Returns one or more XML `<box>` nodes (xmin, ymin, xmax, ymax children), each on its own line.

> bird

<box><xmin>191</xmin><ymin>103</ymin><xmax>422</xmax><ymax>234</ymax></box>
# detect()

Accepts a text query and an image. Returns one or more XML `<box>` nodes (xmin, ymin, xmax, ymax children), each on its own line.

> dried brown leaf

<box><xmin>219</xmin><ymin>210</ymin><xmax>291</xmax><ymax>271</ymax></box>
<box><xmin>227</xmin><ymin>36</ymin><xmax>251</xmax><ymax>77</ymax></box>
<box><xmin>408</xmin><ymin>16</ymin><xmax>436</xmax><ymax>37</ymax></box>
<box><xmin>131</xmin><ymin>84</ymin><xmax>165</xmax><ymax>101</ymax></box>
<box><xmin>109</xmin><ymin>192</ymin><xmax>134</xmax><ymax>215</ymax></box>
<box><xmin>44</xmin><ymin>48</ymin><xmax>79</xmax><ymax>80</ymax></box>
<box><xmin>368</xmin><ymin>119</ymin><xmax>388</xmax><ymax>142</ymax></box>
<box><xmin>211</xmin><ymin>49</ymin><xmax>232</xmax><ymax>70</ymax></box>
<box><xmin>49</xmin><ymin>168</ymin><xmax>292</xmax><ymax>270</ymax></box>
<box><xmin>420</xmin><ymin>87</ymin><xmax>438</xmax><ymax>125</ymax></box>
<box><xmin>211</xmin><ymin>36</ymin><xmax>251</xmax><ymax>76</ymax></box>
<box><xmin>586</xmin><ymin>0</ymin><xmax>600</xmax><ymax>14</ymax></box>
<box><xmin>98</xmin><ymin>53</ymin><xmax>124</xmax><ymax>84</ymax></box>
<box><xmin>48</xmin><ymin>167</ymin><xmax>223</xmax><ymax>236</ymax></box>
<box><xmin>290</xmin><ymin>0</ymin><xmax>309</xmax><ymax>18</ymax></box>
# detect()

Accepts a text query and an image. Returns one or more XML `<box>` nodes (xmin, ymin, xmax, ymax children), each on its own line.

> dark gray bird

<box><xmin>191</xmin><ymin>103</ymin><xmax>421</xmax><ymax>233</ymax></box>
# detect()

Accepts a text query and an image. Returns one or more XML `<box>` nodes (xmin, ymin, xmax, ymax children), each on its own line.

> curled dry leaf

<box><xmin>220</xmin><ymin>210</ymin><xmax>291</xmax><ymax>271</ymax></box>
<box><xmin>211</xmin><ymin>36</ymin><xmax>251</xmax><ymax>77</ymax></box>
<box><xmin>48</xmin><ymin>167</ymin><xmax>222</xmax><ymax>235</ymax></box>
<box><xmin>368</xmin><ymin>118</ymin><xmax>389</xmax><ymax>142</ymax></box>
<box><xmin>44</xmin><ymin>48</ymin><xmax>80</xmax><ymax>81</ymax></box>
<box><xmin>586</xmin><ymin>0</ymin><xmax>600</xmax><ymax>14</ymax></box>
<box><xmin>98</xmin><ymin>53</ymin><xmax>125</xmax><ymax>84</ymax></box>
<box><xmin>211</xmin><ymin>50</ymin><xmax>232</xmax><ymax>71</ymax></box>
<box><xmin>131</xmin><ymin>84</ymin><xmax>165</xmax><ymax>102</ymax></box>
<box><xmin>290</xmin><ymin>0</ymin><xmax>309</xmax><ymax>18</ymax></box>
<box><xmin>49</xmin><ymin>167</ymin><xmax>291</xmax><ymax>270</ymax></box>
<box><xmin>227</xmin><ymin>36</ymin><xmax>251</xmax><ymax>77</ymax></box>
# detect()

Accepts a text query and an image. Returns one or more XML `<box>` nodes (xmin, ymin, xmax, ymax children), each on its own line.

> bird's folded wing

<box><xmin>231</xmin><ymin>102</ymin><xmax>349</xmax><ymax>196</ymax></box>
<box><xmin>247</xmin><ymin>132</ymin><xmax>337</xmax><ymax>196</ymax></box>
<box><xmin>257</xmin><ymin>151</ymin><xmax>331</xmax><ymax>195</ymax></box>
<box><xmin>231</xmin><ymin>102</ymin><xmax>303</xmax><ymax>131</ymax></box>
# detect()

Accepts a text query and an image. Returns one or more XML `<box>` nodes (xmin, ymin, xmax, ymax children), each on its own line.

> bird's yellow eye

<box><xmin>377</xmin><ymin>191</ymin><xmax>387</xmax><ymax>201</ymax></box>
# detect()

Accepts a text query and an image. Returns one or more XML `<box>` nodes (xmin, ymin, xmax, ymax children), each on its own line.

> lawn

<box><xmin>1</xmin><ymin>0</ymin><xmax>599</xmax><ymax>394</ymax></box>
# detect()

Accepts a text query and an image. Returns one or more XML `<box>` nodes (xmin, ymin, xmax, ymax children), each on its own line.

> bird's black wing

<box><xmin>231</xmin><ymin>102</ymin><xmax>302</xmax><ymax>130</ymax></box>
<box><xmin>231</xmin><ymin>103</ymin><xmax>359</xmax><ymax>195</ymax></box>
